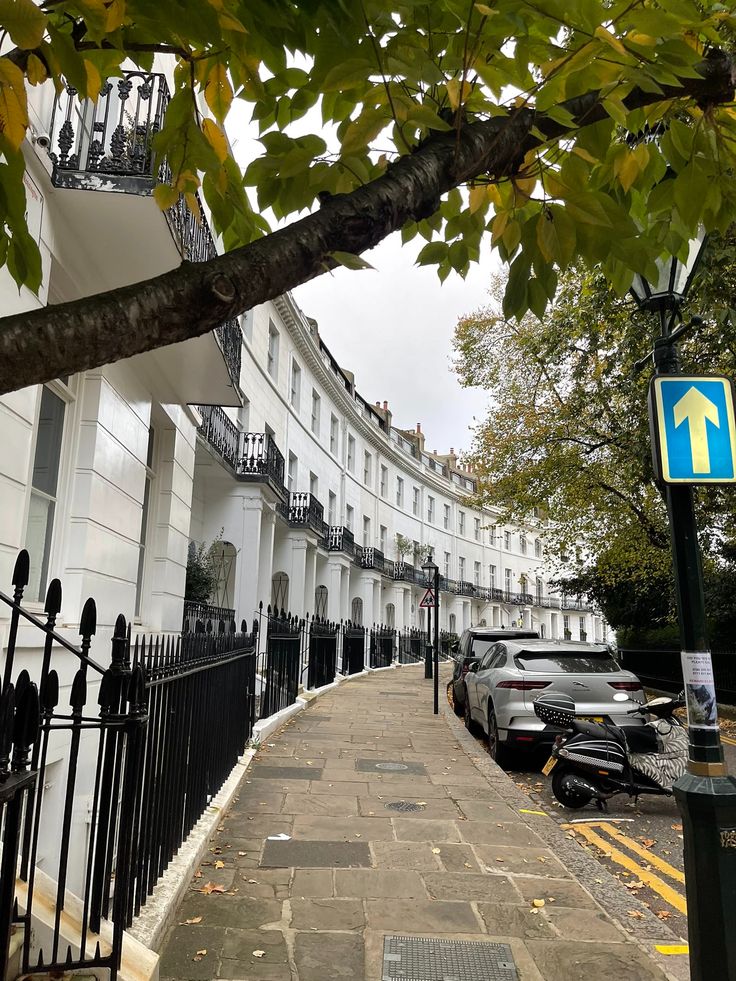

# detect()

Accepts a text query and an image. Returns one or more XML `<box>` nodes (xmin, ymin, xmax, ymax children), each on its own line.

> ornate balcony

<box><xmin>392</xmin><ymin>561</ymin><xmax>423</xmax><ymax>584</ymax></box>
<box><xmin>361</xmin><ymin>547</ymin><xmax>386</xmax><ymax>573</ymax></box>
<box><xmin>279</xmin><ymin>492</ymin><xmax>325</xmax><ymax>536</ymax></box>
<box><xmin>456</xmin><ymin>580</ymin><xmax>475</xmax><ymax>596</ymax></box>
<box><xmin>45</xmin><ymin>71</ymin><xmax>242</xmax><ymax>397</ymax></box>
<box><xmin>195</xmin><ymin>409</ymin><xmax>286</xmax><ymax>498</ymax></box>
<box><xmin>328</xmin><ymin>526</ymin><xmax>358</xmax><ymax>559</ymax></box>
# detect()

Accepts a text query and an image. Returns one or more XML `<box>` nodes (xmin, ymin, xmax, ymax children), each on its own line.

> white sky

<box><xmin>293</xmin><ymin>235</ymin><xmax>497</xmax><ymax>456</ymax></box>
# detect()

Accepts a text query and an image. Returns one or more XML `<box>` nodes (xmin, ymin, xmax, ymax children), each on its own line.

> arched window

<box><xmin>271</xmin><ymin>572</ymin><xmax>289</xmax><ymax>613</ymax></box>
<box><xmin>211</xmin><ymin>541</ymin><xmax>237</xmax><ymax>608</ymax></box>
<box><xmin>385</xmin><ymin>603</ymin><xmax>395</xmax><ymax>628</ymax></box>
<box><xmin>314</xmin><ymin>585</ymin><xmax>328</xmax><ymax>618</ymax></box>
<box><xmin>351</xmin><ymin>596</ymin><xmax>363</xmax><ymax>625</ymax></box>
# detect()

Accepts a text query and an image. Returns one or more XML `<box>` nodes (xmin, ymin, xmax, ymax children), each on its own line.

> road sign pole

<box><xmin>651</xmin><ymin>346</ymin><xmax>736</xmax><ymax>980</ymax></box>
<box><xmin>424</xmin><ymin>603</ymin><xmax>433</xmax><ymax>679</ymax></box>
<box><xmin>433</xmin><ymin>567</ymin><xmax>439</xmax><ymax>715</ymax></box>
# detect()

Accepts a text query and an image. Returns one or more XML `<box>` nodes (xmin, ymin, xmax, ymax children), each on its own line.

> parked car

<box><xmin>446</xmin><ymin>627</ymin><xmax>540</xmax><ymax>716</ymax></box>
<box><xmin>462</xmin><ymin>638</ymin><xmax>644</xmax><ymax>766</ymax></box>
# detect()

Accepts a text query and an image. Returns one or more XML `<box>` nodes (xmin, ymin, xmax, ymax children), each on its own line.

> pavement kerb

<box><xmin>441</xmin><ymin>697</ymin><xmax>689</xmax><ymax>981</ymax></box>
<box><xmin>130</xmin><ymin>667</ymin><xmax>376</xmax><ymax>954</ymax></box>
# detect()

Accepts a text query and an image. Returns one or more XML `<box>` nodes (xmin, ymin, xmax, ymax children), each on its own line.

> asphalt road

<box><xmin>466</xmin><ymin>713</ymin><xmax>736</xmax><ymax>942</ymax></box>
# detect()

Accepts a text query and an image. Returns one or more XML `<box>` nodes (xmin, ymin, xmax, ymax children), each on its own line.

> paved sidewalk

<box><xmin>158</xmin><ymin>667</ymin><xmax>675</xmax><ymax>980</ymax></box>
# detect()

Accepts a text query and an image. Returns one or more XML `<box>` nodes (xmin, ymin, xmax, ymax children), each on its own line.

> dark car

<box><xmin>447</xmin><ymin>627</ymin><xmax>540</xmax><ymax>715</ymax></box>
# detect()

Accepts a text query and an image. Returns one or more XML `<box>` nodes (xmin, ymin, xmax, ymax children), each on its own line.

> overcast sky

<box><xmin>294</xmin><ymin>235</ymin><xmax>498</xmax><ymax>456</ymax></box>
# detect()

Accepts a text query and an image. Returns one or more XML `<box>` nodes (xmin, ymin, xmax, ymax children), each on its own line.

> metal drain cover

<box><xmin>375</xmin><ymin>762</ymin><xmax>409</xmax><ymax>771</ymax></box>
<box><xmin>382</xmin><ymin>936</ymin><xmax>517</xmax><ymax>981</ymax></box>
<box><xmin>385</xmin><ymin>801</ymin><xmax>425</xmax><ymax>812</ymax></box>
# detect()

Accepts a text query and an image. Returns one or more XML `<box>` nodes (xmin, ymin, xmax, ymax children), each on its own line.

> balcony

<box><xmin>361</xmin><ymin>547</ymin><xmax>387</xmax><ymax>573</ymax></box>
<box><xmin>279</xmin><ymin>492</ymin><xmax>325</xmax><ymax>536</ymax></box>
<box><xmin>196</xmin><ymin>408</ymin><xmax>286</xmax><ymax>498</ymax></box>
<box><xmin>456</xmin><ymin>580</ymin><xmax>475</xmax><ymax>597</ymax></box>
<box><xmin>392</xmin><ymin>561</ymin><xmax>424</xmax><ymax>584</ymax></box>
<box><xmin>328</xmin><ymin>526</ymin><xmax>358</xmax><ymax>560</ymax></box>
<box><xmin>44</xmin><ymin>71</ymin><xmax>242</xmax><ymax>401</ymax></box>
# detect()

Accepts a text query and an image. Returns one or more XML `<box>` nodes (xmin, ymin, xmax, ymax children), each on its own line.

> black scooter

<box><xmin>533</xmin><ymin>690</ymin><xmax>688</xmax><ymax>809</ymax></box>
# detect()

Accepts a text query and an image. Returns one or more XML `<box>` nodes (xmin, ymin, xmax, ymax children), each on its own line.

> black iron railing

<box><xmin>456</xmin><ymin>580</ymin><xmax>475</xmax><ymax>596</ymax></box>
<box><xmin>258</xmin><ymin>607</ymin><xmax>303</xmax><ymax>718</ymax></box>
<box><xmin>327</xmin><ymin>526</ymin><xmax>358</xmax><ymax>559</ymax></box>
<box><xmin>398</xmin><ymin>627</ymin><xmax>427</xmax><ymax>664</ymax></box>
<box><xmin>182</xmin><ymin>599</ymin><xmax>236</xmax><ymax>631</ymax></box>
<box><xmin>392</xmin><ymin>561</ymin><xmax>423</xmax><ymax>584</ymax></box>
<box><xmin>131</xmin><ymin>621</ymin><xmax>256</xmax><ymax>917</ymax></box>
<box><xmin>306</xmin><ymin>616</ymin><xmax>339</xmax><ymax>690</ymax></box>
<box><xmin>361</xmin><ymin>547</ymin><xmax>386</xmax><ymax>573</ymax></box>
<box><xmin>342</xmin><ymin>624</ymin><xmax>367</xmax><ymax>675</ymax></box>
<box><xmin>46</xmin><ymin>71</ymin><xmax>242</xmax><ymax>392</ymax></box>
<box><xmin>48</xmin><ymin>72</ymin><xmax>170</xmax><ymax>188</ymax></box>
<box><xmin>196</xmin><ymin>404</ymin><xmax>240</xmax><ymax>468</ymax></box>
<box><xmin>369</xmin><ymin>626</ymin><xmax>395</xmax><ymax>668</ymax></box>
<box><xmin>239</xmin><ymin>432</ymin><xmax>286</xmax><ymax>489</ymax></box>
<box><xmin>439</xmin><ymin>630</ymin><xmax>459</xmax><ymax>660</ymax></box>
<box><xmin>281</xmin><ymin>493</ymin><xmax>325</xmax><ymax>535</ymax></box>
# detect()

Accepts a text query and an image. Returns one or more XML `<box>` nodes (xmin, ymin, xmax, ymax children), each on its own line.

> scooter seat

<box><xmin>614</xmin><ymin>724</ymin><xmax>659</xmax><ymax>754</ymax></box>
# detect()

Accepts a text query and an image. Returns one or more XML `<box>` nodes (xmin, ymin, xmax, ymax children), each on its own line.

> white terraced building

<box><xmin>0</xmin><ymin>70</ymin><xmax>606</xmax><ymax>652</ymax></box>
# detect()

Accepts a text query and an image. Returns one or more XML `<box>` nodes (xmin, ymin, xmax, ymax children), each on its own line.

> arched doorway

<box><xmin>351</xmin><ymin>597</ymin><xmax>363</xmax><ymax>625</ymax></box>
<box><xmin>210</xmin><ymin>541</ymin><xmax>237</xmax><ymax>609</ymax></box>
<box><xmin>271</xmin><ymin>572</ymin><xmax>289</xmax><ymax>613</ymax></box>
<box><xmin>385</xmin><ymin>602</ymin><xmax>395</xmax><ymax>628</ymax></box>
<box><xmin>315</xmin><ymin>585</ymin><xmax>328</xmax><ymax>618</ymax></box>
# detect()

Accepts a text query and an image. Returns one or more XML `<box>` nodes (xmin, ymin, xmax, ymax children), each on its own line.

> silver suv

<box><xmin>447</xmin><ymin>627</ymin><xmax>539</xmax><ymax>715</ymax></box>
<box><xmin>463</xmin><ymin>638</ymin><xmax>644</xmax><ymax>765</ymax></box>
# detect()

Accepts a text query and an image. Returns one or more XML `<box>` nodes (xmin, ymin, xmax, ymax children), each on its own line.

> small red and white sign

<box><xmin>419</xmin><ymin>588</ymin><xmax>436</xmax><ymax>609</ymax></box>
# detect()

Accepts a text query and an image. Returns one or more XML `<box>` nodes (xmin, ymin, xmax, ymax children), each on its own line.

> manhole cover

<box><xmin>355</xmin><ymin>758</ymin><xmax>427</xmax><ymax>775</ymax></box>
<box><xmin>375</xmin><ymin>762</ymin><xmax>409</xmax><ymax>771</ymax></box>
<box><xmin>382</xmin><ymin>936</ymin><xmax>517</xmax><ymax>981</ymax></box>
<box><xmin>385</xmin><ymin>801</ymin><xmax>425</xmax><ymax>812</ymax></box>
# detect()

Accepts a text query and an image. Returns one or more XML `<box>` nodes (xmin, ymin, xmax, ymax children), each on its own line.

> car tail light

<box><xmin>461</xmin><ymin>665</ymin><xmax>469</xmax><ymax>679</ymax></box>
<box><xmin>607</xmin><ymin>681</ymin><xmax>642</xmax><ymax>691</ymax></box>
<box><xmin>495</xmin><ymin>680</ymin><xmax>551</xmax><ymax>690</ymax></box>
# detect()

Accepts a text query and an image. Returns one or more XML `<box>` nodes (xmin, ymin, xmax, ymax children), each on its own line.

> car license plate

<box><xmin>581</xmin><ymin>716</ymin><xmax>604</xmax><ymax>722</ymax></box>
<box><xmin>542</xmin><ymin>756</ymin><xmax>557</xmax><ymax>776</ymax></box>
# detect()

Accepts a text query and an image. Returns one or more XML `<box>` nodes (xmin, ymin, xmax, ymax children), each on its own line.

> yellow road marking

<box><xmin>655</xmin><ymin>945</ymin><xmax>689</xmax><ymax>955</ymax></box>
<box><xmin>519</xmin><ymin>808</ymin><xmax>547</xmax><ymax>816</ymax></box>
<box><xmin>570</xmin><ymin>824</ymin><xmax>688</xmax><ymax>914</ymax></box>
<box><xmin>597</xmin><ymin>822</ymin><xmax>685</xmax><ymax>884</ymax></box>
<box><xmin>720</xmin><ymin>734</ymin><xmax>736</xmax><ymax>746</ymax></box>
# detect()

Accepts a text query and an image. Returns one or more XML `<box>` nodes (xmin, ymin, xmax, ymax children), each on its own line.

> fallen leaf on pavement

<box><xmin>200</xmin><ymin>882</ymin><xmax>226</xmax><ymax>895</ymax></box>
<box><xmin>238</xmin><ymin>851</ymin><xmax>247</xmax><ymax>856</ymax></box>
<box><xmin>194</xmin><ymin>870</ymin><xmax>203</xmax><ymax>878</ymax></box>
<box><xmin>532</xmin><ymin>899</ymin><xmax>545</xmax><ymax>908</ymax></box>
<box><xmin>657</xmin><ymin>910</ymin><xmax>672</xmax><ymax>919</ymax></box>
<box><xmin>671</xmin><ymin>824</ymin><xmax>683</xmax><ymax>832</ymax></box>
<box><xmin>627</xmin><ymin>910</ymin><xmax>644</xmax><ymax>919</ymax></box>
<box><xmin>641</xmin><ymin>838</ymin><xmax>656</xmax><ymax>848</ymax></box>
<box><xmin>215</xmin><ymin>860</ymin><xmax>225</xmax><ymax>869</ymax></box>
<box><xmin>193</xmin><ymin>950</ymin><xmax>207</xmax><ymax>961</ymax></box>
<box><xmin>253</xmin><ymin>950</ymin><xmax>266</xmax><ymax>958</ymax></box>
<box><xmin>432</xmin><ymin>848</ymin><xmax>441</xmax><ymax>854</ymax></box>
<box><xmin>184</xmin><ymin>916</ymin><xmax>203</xmax><ymax>924</ymax></box>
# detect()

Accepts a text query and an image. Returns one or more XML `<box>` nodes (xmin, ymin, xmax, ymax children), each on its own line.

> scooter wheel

<box><xmin>552</xmin><ymin>767</ymin><xmax>594</xmax><ymax>809</ymax></box>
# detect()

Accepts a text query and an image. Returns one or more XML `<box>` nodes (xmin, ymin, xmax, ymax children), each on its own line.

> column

<box><xmin>289</xmin><ymin>536</ymin><xmax>309</xmax><ymax>617</ymax></box>
<box><xmin>256</xmin><ymin>506</ymin><xmax>276</xmax><ymax>617</ymax></box>
<box><xmin>361</xmin><ymin>573</ymin><xmax>376</xmax><ymax>626</ymax></box>
<box><xmin>304</xmin><ymin>544</ymin><xmax>317</xmax><ymax>615</ymax></box>
<box><xmin>328</xmin><ymin>561</ymin><xmax>344</xmax><ymax>621</ymax></box>
<box><xmin>340</xmin><ymin>565</ymin><xmax>350</xmax><ymax>620</ymax></box>
<box><xmin>462</xmin><ymin>600</ymin><xmax>471</xmax><ymax>631</ymax></box>
<box><xmin>234</xmin><ymin>494</ymin><xmax>264</xmax><ymax>624</ymax></box>
<box><xmin>393</xmin><ymin>585</ymin><xmax>406</xmax><ymax>631</ymax></box>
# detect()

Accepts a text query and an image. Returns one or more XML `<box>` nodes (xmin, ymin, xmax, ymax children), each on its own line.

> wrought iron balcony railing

<box><xmin>48</xmin><ymin>72</ymin><xmax>170</xmax><ymax>187</ymax></box>
<box><xmin>195</xmin><ymin>409</ymin><xmax>286</xmax><ymax>496</ymax></box>
<box><xmin>392</xmin><ymin>561</ymin><xmax>423</xmax><ymax>584</ymax></box>
<box><xmin>327</xmin><ymin>526</ymin><xmax>357</xmax><ymax>558</ymax></box>
<box><xmin>46</xmin><ymin>71</ymin><xmax>242</xmax><ymax>392</ymax></box>
<box><xmin>361</xmin><ymin>547</ymin><xmax>386</xmax><ymax>573</ymax></box>
<box><xmin>456</xmin><ymin>580</ymin><xmax>475</xmax><ymax>596</ymax></box>
<box><xmin>281</xmin><ymin>492</ymin><xmax>325</xmax><ymax>534</ymax></box>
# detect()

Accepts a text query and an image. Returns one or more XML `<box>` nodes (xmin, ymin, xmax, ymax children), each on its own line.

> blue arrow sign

<box><xmin>650</xmin><ymin>376</ymin><xmax>736</xmax><ymax>483</ymax></box>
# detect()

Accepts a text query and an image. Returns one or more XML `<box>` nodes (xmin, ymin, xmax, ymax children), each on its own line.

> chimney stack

<box><xmin>417</xmin><ymin>423</ymin><xmax>422</xmax><ymax>433</ymax></box>
<box><xmin>383</xmin><ymin>401</ymin><xmax>388</xmax><ymax>410</ymax></box>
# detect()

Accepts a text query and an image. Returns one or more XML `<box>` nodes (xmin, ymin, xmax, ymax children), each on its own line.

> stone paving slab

<box><xmin>157</xmin><ymin>668</ymin><xmax>674</xmax><ymax>981</ymax></box>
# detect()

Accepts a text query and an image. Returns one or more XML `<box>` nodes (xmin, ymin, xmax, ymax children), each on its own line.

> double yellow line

<box><xmin>562</xmin><ymin>820</ymin><xmax>687</xmax><ymax>914</ymax></box>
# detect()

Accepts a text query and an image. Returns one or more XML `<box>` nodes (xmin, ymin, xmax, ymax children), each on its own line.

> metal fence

<box><xmin>342</xmin><ymin>624</ymin><xmax>367</xmax><ymax>675</ymax></box>
<box><xmin>369</xmin><ymin>626</ymin><xmax>395</xmax><ymax>668</ymax></box>
<box><xmin>257</xmin><ymin>607</ymin><xmax>303</xmax><ymax>718</ymax></box>
<box><xmin>398</xmin><ymin>627</ymin><xmax>428</xmax><ymax>664</ymax></box>
<box><xmin>619</xmin><ymin>648</ymin><xmax>736</xmax><ymax>704</ymax></box>
<box><xmin>0</xmin><ymin>551</ymin><xmax>257</xmax><ymax>981</ymax></box>
<box><xmin>307</xmin><ymin>616</ymin><xmax>339</xmax><ymax>690</ymax></box>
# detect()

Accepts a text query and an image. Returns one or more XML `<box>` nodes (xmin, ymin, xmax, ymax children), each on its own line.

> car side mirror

<box><xmin>467</xmin><ymin>663</ymin><xmax>477</xmax><ymax>673</ymax></box>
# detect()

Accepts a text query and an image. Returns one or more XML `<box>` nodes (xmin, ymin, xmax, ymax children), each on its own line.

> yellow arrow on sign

<box><xmin>673</xmin><ymin>386</ymin><xmax>720</xmax><ymax>474</ymax></box>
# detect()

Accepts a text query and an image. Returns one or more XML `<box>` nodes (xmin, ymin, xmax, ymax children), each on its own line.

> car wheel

<box><xmin>551</xmin><ymin>767</ymin><xmax>593</xmax><ymax>809</ymax></box>
<box><xmin>463</xmin><ymin>695</ymin><xmax>480</xmax><ymax>735</ymax></box>
<box><xmin>447</xmin><ymin>681</ymin><xmax>463</xmax><ymax>716</ymax></box>
<box><xmin>487</xmin><ymin>703</ymin><xmax>511</xmax><ymax>768</ymax></box>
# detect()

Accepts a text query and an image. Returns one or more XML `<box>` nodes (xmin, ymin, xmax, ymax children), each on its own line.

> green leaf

<box><xmin>536</xmin><ymin>206</ymin><xmax>576</xmax><ymax>268</ymax></box>
<box><xmin>328</xmin><ymin>250</ymin><xmax>375</xmax><ymax>270</ymax></box>
<box><xmin>0</xmin><ymin>0</ymin><xmax>46</xmax><ymax>49</ymax></box>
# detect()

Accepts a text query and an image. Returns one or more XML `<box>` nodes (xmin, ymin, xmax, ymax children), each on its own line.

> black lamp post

<box><xmin>422</xmin><ymin>556</ymin><xmax>440</xmax><ymax>714</ymax></box>
<box><xmin>630</xmin><ymin>232</ymin><xmax>736</xmax><ymax>980</ymax></box>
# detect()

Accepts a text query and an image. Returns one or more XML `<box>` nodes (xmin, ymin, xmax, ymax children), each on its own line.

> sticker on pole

<box><xmin>649</xmin><ymin>376</ymin><xmax>736</xmax><ymax>483</ymax></box>
<box><xmin>681</xmin><ymin>651</ymin><xmax>718</xmax><ymax>729</ymax></box>
<box><xmin>419</xmin><ymin>587</ymin><xmax>436</xmax><ymax>609</ymax></box>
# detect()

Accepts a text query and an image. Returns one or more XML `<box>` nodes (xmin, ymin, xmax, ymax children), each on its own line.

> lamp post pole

<box><xmin>433</xmin><ymin>566</ymin><xmax>440</xmax><ymax>715</ymax></box>
<box><xmin>425</xmin><ymin>603</ymin><xmax>433</xmax><ymax>679</ymax></box>
<box><xmin>631</xmin><ymin>256</ymin><xmax>736</xmax><ymax>978</ymax></box>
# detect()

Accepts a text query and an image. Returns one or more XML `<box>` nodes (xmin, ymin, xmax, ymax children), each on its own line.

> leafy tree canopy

<box><xmin>0</xmin><ymin>0</ymin><xmax>735</xmax><ymax>390</ymax></box>
<box><xmin>453</xmin><ymin>236</ymin><xmax>736</xmax><ymax>643</ymax></box>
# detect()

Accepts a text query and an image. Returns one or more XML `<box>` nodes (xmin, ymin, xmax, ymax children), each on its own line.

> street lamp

<box><xmin>421</xmin><ymin>555</ymin><xmax>440</xmax><ymax>714</ymax></box>
<box><xmin>630</xmin><ymin>232</ymin><xmax>736</xmax><ymax>981</ymax></box>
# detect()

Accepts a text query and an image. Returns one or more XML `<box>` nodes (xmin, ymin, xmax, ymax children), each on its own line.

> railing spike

<box><xmin>80</xmin><ymin>597</ymin><xmax>97</xmax><ymax>637</ymax></box>
<box><xmin>44</xmin><ymin>577</ymin><xmax>62</xmax><ymax>616</ymax></box>
<box><xmin>12</xmin><ymin>549</ymin><xmax>30</xmax><ymax>587</ymax></box>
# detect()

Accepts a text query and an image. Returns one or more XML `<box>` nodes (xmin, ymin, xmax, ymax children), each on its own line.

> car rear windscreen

<box><xmin>515</xmin><ymin>651</ymin><xmax>620</xmax><ymax>673</ymax></box>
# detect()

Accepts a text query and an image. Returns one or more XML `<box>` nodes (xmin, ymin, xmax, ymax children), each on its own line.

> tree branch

<box><xmin>0</xmin><ymin>51</ymin><xmax>733</xmax><ymax>394</ymax></box>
